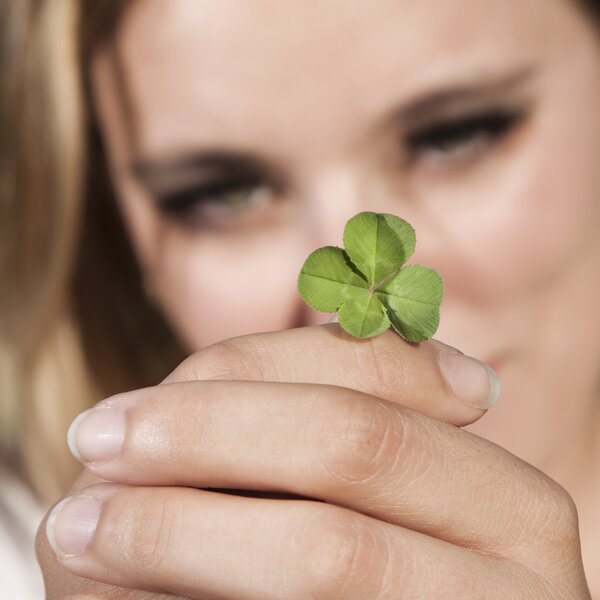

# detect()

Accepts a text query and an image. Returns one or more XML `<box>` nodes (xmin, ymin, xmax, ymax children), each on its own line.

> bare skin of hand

<box><xmin>37</xmin><ymin>325</ymin><xmax>591</xmax><ymax>599</ymax></box>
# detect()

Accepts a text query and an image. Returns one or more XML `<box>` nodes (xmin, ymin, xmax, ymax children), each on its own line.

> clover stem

<box><xmin>371</xmin><ymin>269</ymin><xmax>400</xmax><ymax>293</ymax></box>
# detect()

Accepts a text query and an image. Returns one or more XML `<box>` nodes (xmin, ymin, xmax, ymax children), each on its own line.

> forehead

<box><xmin>103</xmin><ymin>0</ymin><xmax>583</xmax><ymax>156</ymax></box>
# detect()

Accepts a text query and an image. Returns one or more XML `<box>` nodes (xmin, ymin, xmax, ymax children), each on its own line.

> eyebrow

<box><xmin>384</xmin><ymin>65</ymin><xmax>539</xmax><ymax>130</ymax></box>
<box><xmin>131</xmin><ymin>151</ymin><xmax>288</xmax><ymax>196</ymax></box>
<box><xmin>130</xmin><ymin>65</ymin><xmax>539</xmax><ymax>193</ymax></box>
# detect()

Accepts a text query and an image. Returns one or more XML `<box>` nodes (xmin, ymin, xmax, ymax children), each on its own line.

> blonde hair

<box><xmin>0</xmin><ymin>0</ymin><xmax>183</xmax><ymax>506</ymax></box>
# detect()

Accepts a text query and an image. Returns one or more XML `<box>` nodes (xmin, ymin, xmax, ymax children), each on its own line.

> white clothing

<box><xmin>0</xmin><ymin>464</ymin><xmax>45</xmax><ymax>599</ymax></box>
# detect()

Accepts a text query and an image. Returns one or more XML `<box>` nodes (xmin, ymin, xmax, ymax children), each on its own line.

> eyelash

<box><xmin>405</xmin><ymin>109</ymin><xmax>525</xmax><ymax>163</ymax></box>
<box><xmin>154</xmin><ymin>109</ymin><xmax>525</xmax><ymax>226</ymax></box>
<box><xmin>156</xmin><ymin>177</ymin><xmax>266</xmax><ymax>225</ymax></box>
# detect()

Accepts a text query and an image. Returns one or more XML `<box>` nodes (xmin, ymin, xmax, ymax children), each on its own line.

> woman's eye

<box><xmin>405</xmin><ymin>110</ymin><xmax>524</xmax><ymax>167</ymax></box>
<box><xmin>156</xmin><ymin>179</ymin><xmax>272</xmax><ymax>230</ymax></box>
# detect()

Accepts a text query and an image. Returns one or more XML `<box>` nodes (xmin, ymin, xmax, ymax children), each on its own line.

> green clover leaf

<box><xmin>297</xmin><ymin>212</ymin><xmax>443</xmax><ymax>341</ymax></box>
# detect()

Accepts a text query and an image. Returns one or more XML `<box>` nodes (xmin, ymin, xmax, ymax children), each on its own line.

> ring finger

<box><xmin>45</xmin><ymin>482</ymin><xmax>542</xmax><ymax>600</ymax></box>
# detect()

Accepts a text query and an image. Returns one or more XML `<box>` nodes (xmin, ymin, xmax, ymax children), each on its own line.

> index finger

<box><xmin>164</xmin><ymin>324</ymin><xmax>500</xmax><ymax>426</ymax></box>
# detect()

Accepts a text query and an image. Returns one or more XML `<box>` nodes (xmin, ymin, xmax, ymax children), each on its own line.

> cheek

<box><xmin>149</xmin><ymin>224</ymin><xmax>308</xmax><ymax>350</ymax></box>
<box><xmin>419</xmin><ymin>130</ymin><xmax>600</xmax><ymax>307</ymax></box>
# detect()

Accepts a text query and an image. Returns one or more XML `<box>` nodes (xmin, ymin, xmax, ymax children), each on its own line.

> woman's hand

<box><xmin>37</xmin><ymin>325</ymin><xmax>591</xmax><ymax>599</ymax></box>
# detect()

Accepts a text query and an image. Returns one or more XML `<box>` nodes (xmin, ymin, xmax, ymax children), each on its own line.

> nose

<box><xmin>292</xmin><ymin>167</ymin><xmax>386</xmax><ymax>328</ymax></box>
<box><xmin>294</xmin><ymin>301</ymin><xmax>336</xmax><ymax>327</ymax></box>
<box><xmin>300</xmin><ymin>166</ymin><xmax>369</xmax><ymax>250</ymax></box>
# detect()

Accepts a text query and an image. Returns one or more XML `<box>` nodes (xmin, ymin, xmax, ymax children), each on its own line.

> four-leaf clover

<box><xmin>297</xmin><ymin>212</ymin><xmax>443</xmax><ymax>341</ymax></box>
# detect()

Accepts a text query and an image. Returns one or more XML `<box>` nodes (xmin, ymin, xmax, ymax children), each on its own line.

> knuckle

<box><xmin>514</xmin><ymin>474</ymin><xmax>581</xmax><ymax>559</ymax></box>
<box><xmin>195</xmin><ymin>340</ymin><xmax>250</xmax><ymax>380</ymax></box>
<box><xmin>312</xmin><ymin>391</ymin><xmax>404</xmax><ymax>485</ymax></box>
<box><xmin>290</xmin><ymin>507</ymin><xmax>387</xmax><ymax>599</ymax></box>
<box><xmin>535</xmin><ymin>479</ymin><xmax>580</xmax><ymax>546</ymax></box>
<box><xmin>102</xmin><ymin>491</ymin><xmax>184</xmax><ymax>576</ymax></box>
<box><xmin>359</xmin><ymin>335</ymin><xmax>411</xmax><ymax>398</ymax></box>
<box><xmin>173</xmin><ymin>339</ymin><xmax>261</xmax><ymax>382</ymax></box>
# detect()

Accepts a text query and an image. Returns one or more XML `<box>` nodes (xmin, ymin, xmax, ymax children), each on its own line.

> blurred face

<box><xmin>93</xmin><ymin>0</ymin><xmax>600</xmax><ymax>409</ymax></box>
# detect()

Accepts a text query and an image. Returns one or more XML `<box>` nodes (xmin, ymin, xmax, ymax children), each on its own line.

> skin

<box><xmin>38</xmin><ymin>0</ymin><xmax>600</xmax><ymax>597</ymax></box>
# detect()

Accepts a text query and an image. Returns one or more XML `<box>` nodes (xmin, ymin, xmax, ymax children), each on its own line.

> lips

<box><xmin>484</xmin><ymin>353</ymin><xmax>512</xmax><ymax>377</ymax></box>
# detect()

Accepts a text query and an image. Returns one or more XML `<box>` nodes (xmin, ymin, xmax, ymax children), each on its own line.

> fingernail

<box><xmin>46</xmin><ymin>495</ymin><xmax>101</xmax><ymax>559</ymax></box>
<box><xmin>68</xmin><ymin>405</ymin><xmax>125</xmax><ymax>463</ymax></box>
<box><xmin>436</xmin><ymin>347</ymin><xmax>501</xmax><ymax>410</ymax></box>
